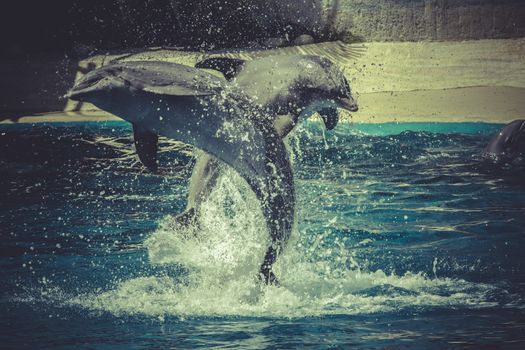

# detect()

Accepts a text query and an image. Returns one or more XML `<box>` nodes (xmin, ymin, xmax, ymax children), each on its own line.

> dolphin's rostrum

<box><xmin>67</xmin><ymin>56</ymin><xmax>358</xmax><ymax>284</ymax></box>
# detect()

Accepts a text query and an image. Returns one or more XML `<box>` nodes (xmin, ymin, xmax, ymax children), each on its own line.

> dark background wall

<box><xmin>1</xmin><ymin>0</ymin><xmax>525</xmax><ymax>58</ymax></box>
<box><xmin>2</xmin><ymin>0</ymin><xmax>182</xmax><ymax>56</ymax></box>
<box><xmin>0</xmin><ymin>0</ymin><xmax>278</xmax><ymax>57</ymax></box>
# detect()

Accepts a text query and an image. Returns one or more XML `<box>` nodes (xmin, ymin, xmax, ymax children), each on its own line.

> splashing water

<box><xmin>68</xmin><ymin>163</ymin><xmax>500</xmax><ymax>319</ymax></box>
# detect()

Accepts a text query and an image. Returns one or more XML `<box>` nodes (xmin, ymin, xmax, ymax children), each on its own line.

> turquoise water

<box><xmin>1</xmin><ymin>121</ymin><xmax>524</xmax><ymax>348</ymax></box>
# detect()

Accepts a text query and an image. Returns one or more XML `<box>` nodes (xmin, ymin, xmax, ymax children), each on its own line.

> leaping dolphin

<box><xmin>177</xmin><ymin>55</ymin><xmax>357</xmax><ymax>229</ymax></box>
<box><xmin>196</xmin><ymin>55</ymin><xmax>357</xmax><ymax>134</ymax></box>
<box><xmin>67</xmin><ymin>57</ymin><xmax>357</xmax><ymax>284</ymax></box>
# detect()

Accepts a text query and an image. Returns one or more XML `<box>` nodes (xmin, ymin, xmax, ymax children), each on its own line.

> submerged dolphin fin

<box><xmin>195</xmin><ymin>57</ymin><xmax>246</xmax><ymax>80</ymax></box>
<box><xmin>132</xmin><ymin>123</ymin><xmax>159</xmax><ymax>173</ymax></box>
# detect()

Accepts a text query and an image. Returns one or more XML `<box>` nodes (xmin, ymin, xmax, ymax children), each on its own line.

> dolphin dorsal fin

<box><xmin>132</xmin><ymin>123</ymin><xmax>159</xmax><ymax>173</ymax></box>
<box><xmin>195</xmin><ymin>57</ymin><xmax>246</xmax><ymax>80</ymax></box>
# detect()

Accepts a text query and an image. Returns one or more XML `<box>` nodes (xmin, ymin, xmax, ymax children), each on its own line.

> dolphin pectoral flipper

<box><xmin>132</xmin><ymin>123</ymin><xmax>159</xmax><ymax>173</ymax></box>
<box><xmin>319</xmin><ymin>108</ymin><xmax>339</xmax><ymax>130</ymax></box>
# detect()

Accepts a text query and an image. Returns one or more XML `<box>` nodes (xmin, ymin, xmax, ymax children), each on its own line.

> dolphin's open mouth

<box><xmin>338</xmin><ymin>97</ymin><xmax>358</xmax><ymax>112</ymax></box>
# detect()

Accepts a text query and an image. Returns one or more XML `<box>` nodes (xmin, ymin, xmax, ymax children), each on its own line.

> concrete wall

<box><xmin>263</xmin><ymin>0</ymin><xmax>525</xmax><ymax>41</ymax></box>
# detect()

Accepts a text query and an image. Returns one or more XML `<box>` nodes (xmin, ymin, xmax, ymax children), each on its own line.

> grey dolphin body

<box><xmin>196</xmin><ymin>55</ymin><xmax>357</xmax><ymax>134</ymax></box>
<box><xmin>485</xmin><ymin>119</ymin><xmax>525</xmax><ymax>157</ymax></box>
<box><xmin>181</xmin><ymin>55</ymin><xmax>357</xmax><ymax>229</ymax></box>
<box><xmin>68</xmin><ymin>58</ymin><xmax>357</xmax><ymax>284</ymax></box>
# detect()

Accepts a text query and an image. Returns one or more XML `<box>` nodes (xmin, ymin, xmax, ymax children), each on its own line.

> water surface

<box><xmin>1</xmin><ymin>121</ymin><xmax>524</xmax><ymax>348</ymax></box>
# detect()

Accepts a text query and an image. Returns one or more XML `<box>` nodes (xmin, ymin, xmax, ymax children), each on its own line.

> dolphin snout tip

<box><xmin>338</xmin><ymin>97</ymin><xmax>358</xmax><ymax>113</ymax></box>
<box><xmin>65</xmin><ymin>89</ymin><xmax>86</xmax><ymax>102</ymax></box>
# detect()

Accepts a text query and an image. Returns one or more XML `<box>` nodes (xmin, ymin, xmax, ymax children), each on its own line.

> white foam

<box><xmin>67</xmin><ymin>169</ymin><xmax>498</xmax><ymax>318</ymax></box>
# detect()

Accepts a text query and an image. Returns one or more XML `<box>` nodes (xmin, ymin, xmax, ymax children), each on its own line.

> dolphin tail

<box><xmin>245</xmin><ymin>132</ymin><xmax>295</xmax><ymax>285</ymax></box>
